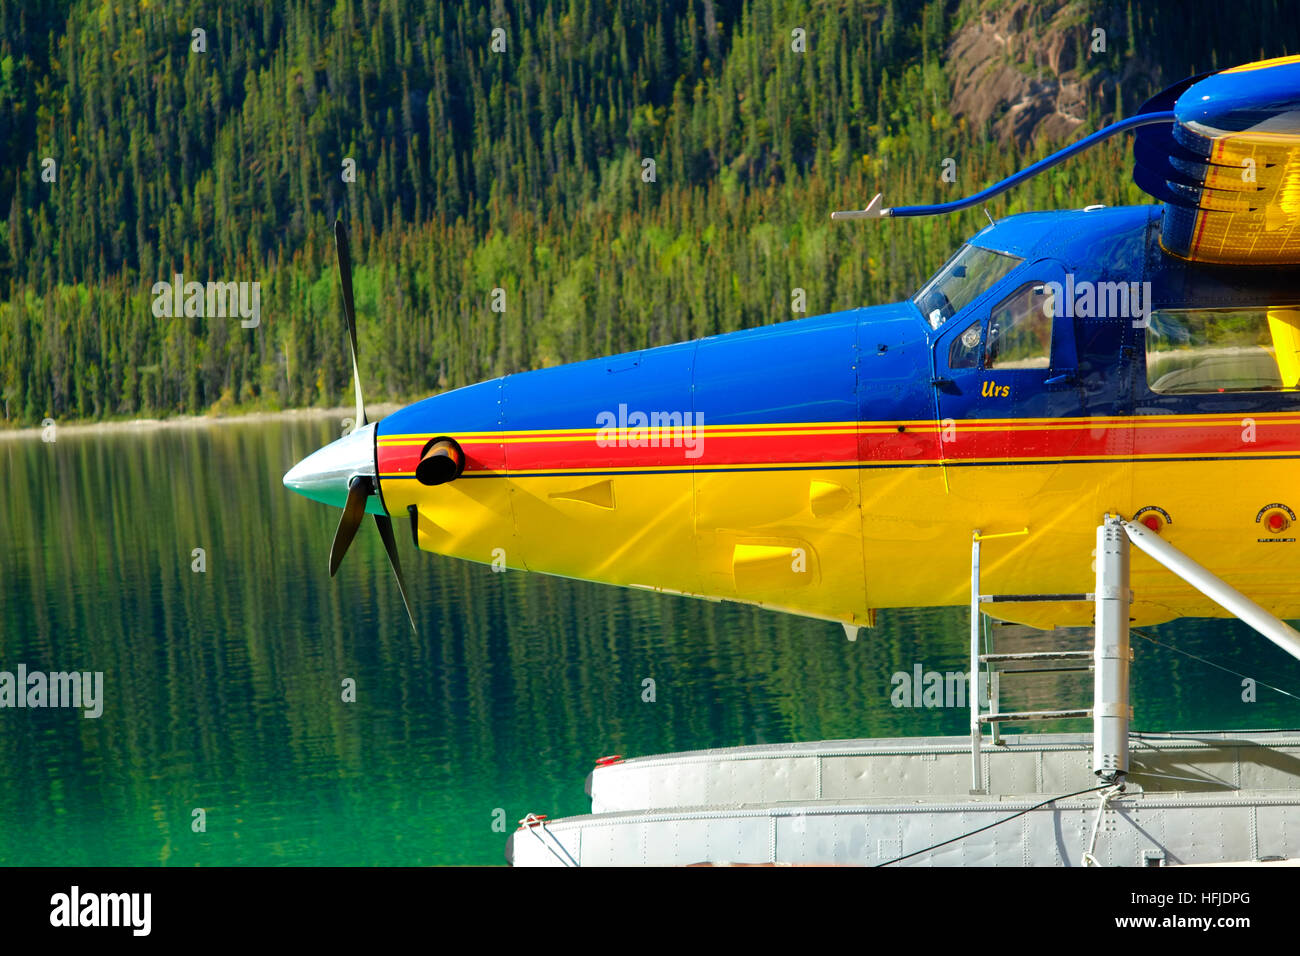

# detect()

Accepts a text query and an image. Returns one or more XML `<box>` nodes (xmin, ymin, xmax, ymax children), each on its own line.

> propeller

<box><xmin>327</xmin><ymin>220</ymin><xmax>418</xmax><ymax>634</ymax></box>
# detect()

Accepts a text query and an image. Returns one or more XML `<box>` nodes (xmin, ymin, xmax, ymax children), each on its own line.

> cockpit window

<box><xmin>987</xmin><ymin>282</ymin><xmax>1054</xmax><ymax>369</ymax></box>
<box><xmin>913</xmin><ymin>244</ymin><xmax>1023</xmax><ymax>329</ymax></box>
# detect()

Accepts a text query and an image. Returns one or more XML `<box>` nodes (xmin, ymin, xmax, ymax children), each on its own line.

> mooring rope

<box><xmin>1131</xmin><ymin>629</ymin><xmax>1300</xmax><ymax>702</ymax></box>
<box><xmin>1081</xmin><ymin>783</ymin><xmax>1127</xmax><ymax>867</ymax></box>
<box><xmin>877</xmin><ymin>783</ymin><xmax>1110</xmax><ymax>867</ymax></box>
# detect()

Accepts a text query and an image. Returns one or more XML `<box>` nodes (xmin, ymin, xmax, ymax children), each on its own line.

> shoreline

<box><xmin>0</xmin><ymin>403</ymin><xmax>405</xmax><ymax>440</ymax></box>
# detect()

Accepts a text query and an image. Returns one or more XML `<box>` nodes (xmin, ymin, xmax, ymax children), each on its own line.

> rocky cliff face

<box><xmin>946</xmin><ymin>0</ymin><xmax>1161</xmax><ymax>146</ymax></box>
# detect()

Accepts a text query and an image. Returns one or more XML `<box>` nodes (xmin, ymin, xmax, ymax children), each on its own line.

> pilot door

<box><xmin>931</xmin><ymin>258</ymin><xmax>1087</xmax><ymax>500</ymax></box>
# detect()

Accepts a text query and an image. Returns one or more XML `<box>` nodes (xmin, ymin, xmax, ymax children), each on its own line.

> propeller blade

<box><xmin>329</xmin><ymin>476</ymin><xmax>370</xmax><ymax>577</ymax></box>
<box><xmin>334</xmin><ymin>220</ymin><xmax>367</xmax><ymax>431</ymax></box>
<box><xmin>374</xmin><ymin>513</ymin><xmax>418</xmax><ymax>634</ymax></box>
<box><xmin>329</xmin><ymin>222</ymin><xmax>415</xmax><ymax>631</ymax></box>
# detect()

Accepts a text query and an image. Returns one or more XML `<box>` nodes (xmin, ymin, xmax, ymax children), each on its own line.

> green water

<box><xmin>2</xmin><ymin>418</ymin><xmax>1300</xmax><ymax>865</ymax></box>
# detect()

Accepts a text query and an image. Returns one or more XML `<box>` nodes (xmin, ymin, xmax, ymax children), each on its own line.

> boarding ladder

<box><xmin>968</xmin><ymin>526</ymin><xmax>1111</xmax><ymax>794</ymax></box>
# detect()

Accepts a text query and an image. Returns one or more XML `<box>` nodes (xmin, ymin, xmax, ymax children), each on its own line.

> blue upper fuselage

<box><xmin>380</xmin><ymin>205</ymin><xmax>1151</xmax><ymax>441</ymax></box>
<box><xmin>377</xmin><ymin>202</ymin><xmax>1300</xmax><ymax>452</ymax></box>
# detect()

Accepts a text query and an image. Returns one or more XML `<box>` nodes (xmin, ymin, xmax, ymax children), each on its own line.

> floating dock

<box><xmin>508</xmin><ymin>730</ymin><xmax>1300</xmax><ymax>866</ymax></box>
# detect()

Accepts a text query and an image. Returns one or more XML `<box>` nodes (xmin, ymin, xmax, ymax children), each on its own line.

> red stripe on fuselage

<box><xmin>375</xmin><ymin>417</ymin><xmax>1300</xmax><ymax>476</ymax></box>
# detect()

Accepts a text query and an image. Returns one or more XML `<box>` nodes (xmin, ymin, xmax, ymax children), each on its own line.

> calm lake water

<box><xmin>3</xmin><ymin>417</ymin><xmax>1300</xmax><ymax>865</ymax></box>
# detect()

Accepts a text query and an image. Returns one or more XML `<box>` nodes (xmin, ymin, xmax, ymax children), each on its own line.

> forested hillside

<box><xmin>2</xmin><ymin>0</ymin><xmax>1298</xmax><ymax>425</ymax></box>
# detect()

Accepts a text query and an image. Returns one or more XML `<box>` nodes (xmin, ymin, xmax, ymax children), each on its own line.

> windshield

<box><xmin>912</xmin><ymin>244</ymin><xmax>1023</xmax><ymax>329</ymax></box>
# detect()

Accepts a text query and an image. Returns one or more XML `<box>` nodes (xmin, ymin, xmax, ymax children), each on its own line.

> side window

<box><xmin>1146</xmin><ymin>306</ymin><xmax>1300</xmax><ymax>394</ymax></box>
<box><xmin>949</xmin><ymin>320</ymin><xmax>984</xmax><ymax>369</ymax></box>
<box><xmin>987</xmin><ymin>282</ymin><xmax>1054</xmax><ymax>370</ymax></box>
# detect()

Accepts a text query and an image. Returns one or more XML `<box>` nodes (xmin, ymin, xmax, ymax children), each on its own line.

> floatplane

<box><xmin>284</xmin><ymin>56</ymin><xmax>1300</xmax><ymax>866</ymax></box>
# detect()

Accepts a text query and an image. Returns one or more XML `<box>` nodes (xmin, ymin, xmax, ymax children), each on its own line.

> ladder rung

<box><xmin>998</xmin><ymin>666</ymin><xmax>1093</xmax><ymax>675</ymax></box>
<box><xmin>979</xmin><ymin>651</ymin><xmax>1093</xmax><ymax>663</ymax></box>
<box><xmin>980</xmin><ymin>708</ymin><xmax>1092</xmax><ymax>723</ymax></box>
<box><xmin>979</xmin><ymin>593</ymin><xmax>1093</xmax><ymax>603</ymax></box>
